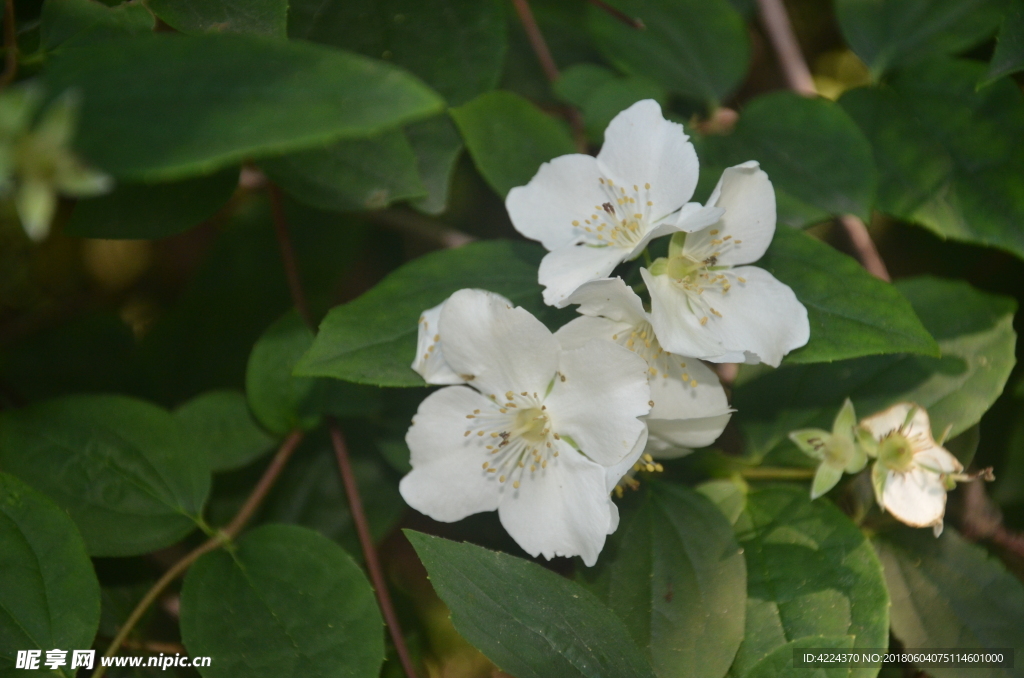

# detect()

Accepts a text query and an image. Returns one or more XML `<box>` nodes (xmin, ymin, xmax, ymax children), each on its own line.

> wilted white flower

<box><xmin>555</xmin><ymin>277</ymin><xmax>732</xmax><ymax>457</ymax></box>
<box><xmin>860</xmin><ymin>403</ymin><xmax>963</xmax><ymax>536</ymax></box>
<box><xmin>506</xmin><ymin>99</ymin><xmax>710</xmax><ymax>308</ymax></box>
<box><xmin>642</xmin><ymin>162</ymin><xmax>809</xmax><ymax>366</ymax></box>
<box><xmin>412</xmin><ymin>289</ymin><xmax>513</xmax><ymax>385</ymax></box>
<box><xmin>789</xmin><ymin>398</ymin><xmax>867</xmax><ymax>499</ymax></box>
<box><xmin>0</xmin><ymin>86</ymin><xmax>112</xmax><ymax>242</ymax></box>
<box><xmin>400</xmin><ymin>289</ymin><xmax>652</xmax><ymax>566</ymax></box>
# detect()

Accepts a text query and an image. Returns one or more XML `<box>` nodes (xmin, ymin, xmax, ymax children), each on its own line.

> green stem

<box><xmin>739</xmin><ymin>466</ymin><xmax>815</xmax><ymax>480</ymax></box>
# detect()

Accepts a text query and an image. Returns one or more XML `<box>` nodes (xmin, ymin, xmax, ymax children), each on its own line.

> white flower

<box><xmin>789</xmin><ymin>399</ymin><xmax>867</xmax><ymax>499</ymax></box>
<box><xmin>641</xmin><ymin>161</ymin><xmax>809</xmax><ymax>367</ymax></box>
<box><xmin>555</xmin><ymin>277</ymin><xmax>732</xmax><ymax>457</ymax></box>
<box><xmin>860</xmin><ymin>403</ymin><xmax>963</xmax><ymax>536</ymax></box>
<box><xmin>412</xmin><ymin>290</ymin><xmax>513</xmax><ymax>385</ymax></box>
<box><xmin>400</xmin><ymin>289</ymin><xmax>652</xmax><ymax>566</ymax></box>
<box><xmin>506</xmin><ymin>99</ymin><xmax>710</xmax><ymax>308</ymax></box>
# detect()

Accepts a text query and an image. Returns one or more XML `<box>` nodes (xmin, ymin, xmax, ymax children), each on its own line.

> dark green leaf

<box><xmin>261</xmin><ymin>131</ymin><xmax>426</xmax><ymax>212</ymax></box>
<box><xmin>407</xmin><ymin>531</ymin><xmax>656</xmax><ymax>678</ymax></box>
<box><xmin>450</xmin><ymin>91</ymin><xmax>576</xmax><ymax>198</ymax></box>
<box><xmin>759</xmin><ymin>226</ymin><xmax>938</xmax><ymax>363</ymax></box>
<box><xmin>147</xmin><ymin>0</ymin><xmax>287</xmax><ymax>38</ymax></box>
<box><xmin>175</xmin><ymin>390</ymin><xmax>276</xmax><ymax>473</ymax></box>
<box><xmin>180</xmin><ymin>524</ymin><xmax>384</xmax><ymax>678</ymax></box>
<box><xmin>295</xmin><ymin>240</ymin><xmax>561</xmax><ymax>386</ymax></box>
<box><xmin>583</xmin><ymin>483</ymin><xmax>746</xmax><ymax>678</ymax></box>
<box><xmin>873</xmin><ymin>527</ymin><xmax>1024</xmax><ymax>678</ymax></box>
<box><xmin>555</xmin><ymin>64</ymin><xmax>666</xmax><ymax>144</ymax></box>
<box><xmin>406</xmin><ymin>116</ymin><xmax>465</xmax><ymax>215</ymax></box>
<box><xmin>835</xmin><ymin>0</ymin><xmax>1006</xmax><ymax>77</ymax></box>
<box><xmin>587</xmin><ymin>0</ymin><xmax>749</xmax><ymax>105</ymax></box>
<box><xmin>40</xmin><ymin>0</ymin><xmax>154</xmax><ymax>50</ymax></box>
<box><xmin>729</xmin><ymin>486</ymin><xmax>889</xmax><ymax>678</ymax></box>
<box><xmin>0</xmin><ymin>473</ymin><xmax>100</xmax><ymax>678</ymax></box>
<box><xmin>44</xmin><ymin>34</ymin><xmax>444</xmax><ymax>181</ymax></box>
<box><xmin>984</xmin><ymin>0</ymin><xmax>1024</xmax><ymax>83</ymax></box>
<box><xmin>0</xmin><ymin>394</ymin><xmax>209</xmax><ymax>556</ymax></box>
<box><xmin>66</xmin><ymin>169</ymin><xmax>238</xmax><ymax>239</ymax></box>
<box><xmin>704</xmin><ymin>92</ymin><xmax>877</xmax><ymax>222</ymax></box>
<box><xmin>841</xmin><ymin>60</ymin><xmax>1024</xmax><ymax>261</ymax></box>
<box><xmin>734</xmin><ymin>277</ymin><xmax>1017</xmax><ymax>460</ymax></box>
<box><xmin>288</xmin><ymin>0</ymin><xmax>506</xmax><ymax>106</ymax></box>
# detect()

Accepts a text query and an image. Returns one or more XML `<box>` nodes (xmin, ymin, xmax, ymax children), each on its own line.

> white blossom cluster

<box><xmin>399</xmin><ymin>100</ymin><xmax>811</xmax><ymax>565</ymax></box>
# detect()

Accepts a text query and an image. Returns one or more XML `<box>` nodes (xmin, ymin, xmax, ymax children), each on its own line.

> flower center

<box><xmin>513</xmin><ymin>406</ymin><xmax>549</xmax><ymax>442</ymax></box>
<box><xmin>650</xmin><ymin>251</ymin><xmax>737</xmax><ymax>327</ymax></box>
<box><xmin>878</xmin><ymin>432</ymin><xmax>915</xmax><ymax>472</ymax></box>
<box><xmin>571</xmin><ymin>177</ymin><xmax>657</xmax><ymax>250</ymax></box>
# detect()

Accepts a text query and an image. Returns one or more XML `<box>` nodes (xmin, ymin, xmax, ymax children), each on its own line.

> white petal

<box><xmin>555</xmin><ymin>315</ymin><xmax>630</xmax><ymax>351</ymax></box>
<box><xmin>401</xmin><ymin>386</ymin><xmax>503</xmax><ymax>522</ymax></box>
<box><xmin>642</xmin><ymin>268</ymin><xmax>746</xmax><ymax>363</ymax></box>
<box><xmin>498</xmin><ymin>441</ymin><xmax>616</xmax><ymax>567</ymax></box>
<box><xmin>597</xmin><ymin>100</ymin><xmax>698</xmax><ymax>220</ymax></box>
<box><xmin>860</xmin><ymin>402</ymin><xmax>932</xmax><ymax>441</ymax></box>
<box><xmin>565</xmin><ymin>277</ymin><xmax>649</xmax><ymax>325</ymax></box>
<box><xmin>811</xmin><ymin>462</ymin><xmax>845</xmax><ymax>499</ymax></box>
<box><xmin>915</xmin><ymin>445</ymin><xmax>962</xmax><ymax>475</ymax></box>
<box><xmin>882</xmin><ymin>467</ymin><xmax>947</xmax><ymax>528</ymax></box>
<box><xmin>604</xmin><ymin>427</ymin><xmax>648</xmax><ymax>493</ymax></box>
<box><xmin>648</xmin><ymin>355</ymin><xmax>730</xmax><ymax>422</ymax></box>
<box><xmin>546</xmin><ymin>340</ymin><xmax>650</xmax><ymax>467</ymax></box>
<box><xmin>689</xmin><ymin>266</ymin><xmax>810</xmax><ymax>367</ymax></box>
<box><xmin>439</xmin><ymin>289</ymin><xmax>558</xmax><ymax>396</ymax></box>
<box><xmin>685</xmin><ymin>162</ymin><xmax>776</xmax><ymax>266</ymax></box>
<box><xmin>674</xmin><ymin>202</ymin><xmax>726</xmax><ymax>233</ymax></box>
<box><xmin>412</xmin><ymin>290</ymin><xmax>514</xmax><ymax>385</ymax></box>
<box><xmin>539</xmin><ymin>243</ymin><xmax>629</xmax><ymax>308</ymax></box>
<box><xmin>646</xmin><ymin>412</ymin><xmax>732</xmax><ymax>456</ymax></box>
<box><xmin>506</xmin><ymin>154</ymin><xmax>606</xmax><ymax>251</ymax></box>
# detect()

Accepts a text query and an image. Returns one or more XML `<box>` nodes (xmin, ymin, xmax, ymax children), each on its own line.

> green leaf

<box><xmin>873</xmin><ymin>527</ymin><xmax>1024</xmax><ymax>678</ymax></box>
<box><xmin>733</xmin><ymin>276</ymin><xmax>1017</xmax><ymax>460</ymax></box>
<box><xmin>174</xmin><ymin>390</ymin><xmax>277</xmax><ymax>473</ymax></box>
<box><xmin>450</xmin><ymin>91</ymin><xmax>576</xmax><ymax>198</ymax></box>
<box><xmin>0</xmin><ymin>394</ymin><xmax>210</xmax><ymax>556</ymax></box>
<box><xmin>147</xmin><ymin>0</ymin><xmax>287</xmax><ymax>38</ymax></box>
<box><xmin>757</xmin><ymin>226</ymin><xmax>938</xmax><ymax>363</ymax></box>
<box><xmin>261</xmin><ymin>130</ymin><xmax>426</xmax><ymax>212</ymax></box>
<box><xmin>835</xmin><ymin>0</ymin><xmax>1006</xmax><ymax>77</ymax></box>
<box><xmin>555</xmin><ymin>64</ymin><xmax>667</xmax><ymax>144</ymax></box>
<box><xmin>246</xmin><ymin>312</ymin><xmax>323</xmax><ymax>435</ymax></box>
<box><xmin>288</xmin><ymin>0</ymin><xmax>507</xmax><ymax>106</ymax></box>
<box><xmin>984</xmin><ymin>0</ymin><xmax>1024</xmax><ymax>83</ymax></box>
<box><xmin>40</xmin><ymin>0</ymin><xmax>154</xmax><ymax>50</ymax></box>
<box><xmin>583</xmin><ymin>483</ymin><xmax>746</xmax><ymax>678</ymax></box>
<box><xmin>705</xmin><ymin>92</ymin><xmax>877</xmax><ymax>222</ymax></box>
<box><xmin>587</xmin><ymin>0</ymin><xmax>749</xmax><ymax>106</ymax></box>
<box><xmin>406</xmin><ymin>116</ymin><xmax>464</xmax><ymax>215</ymax></box>
<box><xmin>44</xmin><ymin>34</ymin><xmax>444</xmax><ymax>181</ymax></box>
<box><xmin>180</xmin><ymin>524</ymin><xmax>384</xmax><ymax>678</ymax></box>
<box><xmin>295</xmin><ymin>240</ymin><xmax>562</xmax><ymax>386</ymax></box>
<box><xmin>66</xmin><ymin>169</ymin><xmax>238</xmax><ymax>239</ymax></box>
<box><xmin>0</xmin><ymin>473</ymin><xmax>100</xmax><ymax>678</ymax></box>
<box><xmin>729</xmin><ymin>486</ymin><xmax>889</xmax><ymax>678</ymax></box>
<box><xmin>841</xmin><ymin>60</ymin><xmax>1024</xmax><ymax>262</ymax></box>
<box><xmin>406</xmin><ymin>530</ymin><xmax>656</xmax><ymax>678</ymax></box>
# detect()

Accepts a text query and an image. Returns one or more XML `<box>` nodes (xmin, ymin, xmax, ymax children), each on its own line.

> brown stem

<box><xmin>755</xmin><ymin>0</ymin><xmax>891</xmax><ymax>281</ymax></box>
<box><xmin>371</xmin><ymin>208</ymin><xmax>477</xmax><ymax>250</ymax></box>
<box><xmin>585</xmin><ymin>0</ymin><xmax>646</xmax><ymax>29</ymax></box>
<box><xmin>267</xmin><ymin>183</ymin><xmax>314</xmax><ymax>328</ymax></box>
<box><xmin>509</xmin><ymin>0</ymin><xmax>588</xmax><ymax>152</ymax></box>
<box><xmin>94</xmin><ymin>431</ymin><xmax>305</xmax><ymax>678</ymax></box>
<box><xmin>1</xmin><ymin>0</ymin><xmax>17</xmax><ymax>89</ymax></box>
<box><xmin>328</xmin><ymin>420</ymin><xmax>420</xmax><ymax>678</ymax></box>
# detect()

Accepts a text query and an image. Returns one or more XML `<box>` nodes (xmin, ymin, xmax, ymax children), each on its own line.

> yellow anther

<box><xmin>513</xmin><ymin>481</ymin><xmax>520</xmax><ymax>489</ymax></box>
<box><xmin>738</xmin><ymin>277</ymin><xmax>747</xmax><ymax>283</ymax></box>
<box><xmin>690</xmin><ymin>379</ymin><xmax>698</xmax><ymax>388</ymax></box>
<box><xmin>482</xmin><ymin>462</ymin><xmax>489</xmax><ymax>469</ymax></box>
<box><xmin>710</xmin><ymin>229</ymin><xmax>719</xmax><ymax>235</ymax></box>
<box><xmin>700</xmin><ymin>316</ymin><xmax>708</xmax><ymax>325</ymax></box>
<box><xmin>645</xmin><ymin>182</ymin><xmax>650</xmax><ymax>189</ymax></box>
<box><xmin>464</xmin><ymin>431</ymin><xmax>471</xmax><ymax>437</ymax></box>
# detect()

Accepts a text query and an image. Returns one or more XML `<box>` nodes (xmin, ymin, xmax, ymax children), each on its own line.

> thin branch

<box><xmin>94</xmin><ymin>431</ymin><xmax>305</xmax><ymax>678</ymax></box>
<box><xmin>740</xmin><ymin>466</ymin><xmax>815</xmax><ymax>480</ymax></box>
<box><xmin>755</xmin><ymin>0</ymin><xmax>815</xmax><ymax>96</ymax></box>
<box><xmin>328</xmin><ymin>420</ymin><xmax>420</xmax><ymax>678</ymax></box>
<box><xmin>755</xmin><ymin>0</ymin><xmax>891</xmax><ymax>281</ymax></box>
<box><xmin>371</xmin><ymin>208</ymin><xmax>477</xmax><ymax>250</ymax></box>
<box><xmin>509</xmin><ymin>0</ymin><xmax>588</xmax><ymax>152</ymax></box>
<box><xmin>267</xmin><ymin>183</ymin><xmax>314</xmax><ymax>328</ymax></box>
<box><xmin>585</xmin><ymin>0</ymin><xmax>645</xmax><ymax>29</ymax></box>
<box><xmin>0</xmin><ymin>0</ymin><xmax>17</xmax><ymax>89</ymax></box>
